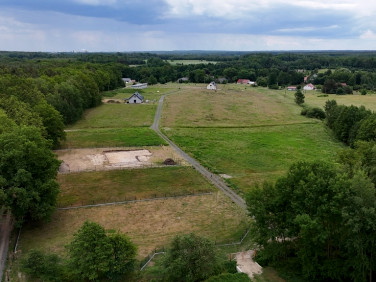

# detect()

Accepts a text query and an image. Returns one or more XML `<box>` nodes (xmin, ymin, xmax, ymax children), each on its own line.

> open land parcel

<box><xmin>16</xmin><ymin>83</ymin><xmax>376</xmax><ymax>279</ymax></box>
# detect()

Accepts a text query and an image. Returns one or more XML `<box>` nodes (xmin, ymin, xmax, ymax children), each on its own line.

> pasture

<box><xmin>19</xmin><ymin>192</ymin><xmax>249</xmax><ymax>259</ymax></box>
<box><xmin>161</xmin><ymin>86</ymin><xmax>345</xmax><ymax>192</ymax></box>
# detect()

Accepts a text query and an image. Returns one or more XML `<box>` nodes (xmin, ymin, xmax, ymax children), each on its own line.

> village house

<box><xmin>303</xmin><ymin>83</ymin><xmax>315</xmax><ymax>91</ymax></box>
<box><xmin>237</xmin><ymin>79</ymin><xmax>251</xmax><ymax>84</ymax></box>
<box><xmin>122</xmin><ymin>78</ymin><xmax>132</xmax><ymax>84</ymax></box>
<box><xmin>207</xmin><ymin>81</ymin><xmax>217</xmax><ymax>90</ymax></box>
<box><xmin>125</xmin><ymin>92</ymin><xmax>144</xmax><ymax>104</ymax></box>
<box><xmin>287</xmin><ymin>86</ymin><xmax>297</xmax><ymax>91</ymax></box>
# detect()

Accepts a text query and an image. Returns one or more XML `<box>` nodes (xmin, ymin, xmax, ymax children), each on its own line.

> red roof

<box><xmin>237</xmin><ymin>79</ymin><xmax>250</xmax><ymax>84</ymax></box>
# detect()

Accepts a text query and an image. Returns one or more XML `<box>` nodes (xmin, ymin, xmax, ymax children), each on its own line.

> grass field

<box><xmin>160</xmin><ymin>86</ymin><xmax>344</xmax><ymax>193</ymax></box>
<box><xmin>166</xmin><ymin>59</ymin><xmax>217</xmax><ymax>65</ymax></box>
<box><xmin>19</xmin><ymin>192</ymin><xmax>250</xmax><ymax>259</ymax></box>
<box><xmin>103</xmin><ymin>86</ymin><xmax>173</xmax><ymax>101</ymax></box>
<box><xmin>61</xmin><ymin>127</ymin><xmax>166</xmax><ymax>148</ymax></box>
<box><xmin>57</xmin><ymin>166</ymin><xmax>215</xmax><ymax>207</ymax></box>
<box><xmin>165</xmin><ymin>123</ymin><xmax>343</xmax><ymax>193</ymax></box>
<box><xmin>161</xmin><ymin>86</ymin><xmax>307</xmax><ymax>127</ymax></box>
<box><xmin>304</xmin><ymin>91</ymin><xmax>376</xmax><ymax>111</ymax></box>
<box><xmin>66</xmin><ymin>103</ymin><xmax>156</xmax><ymax>129</ymax></box>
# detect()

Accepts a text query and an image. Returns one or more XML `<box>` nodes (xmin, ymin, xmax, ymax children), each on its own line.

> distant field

<box><xmin>304</xmin><ymin>92</ymin><xmax>376</xmax><ymax>111</ymax></box>
<box><xmin>19</xmin><ymin>193</ymin><xmax>250</xmax><ymax>258</ymax></box>
<box><xmin>61</xmin><ymin>128</ymin><xmax>166</xmax><ymax>148</ymax></box>
<box><xmin>161</xmin><ymin>87</ymin><xmax>307</xmax><ymax>127</ymax></box>
<box><xmin>57</xmin><ymin>166</ymin><xmax>214</xmax><ymax>207</ymax></box>
<box><xmin>167</xmin><ymin>59</ymin><xmax>217</xmax><ymax>65</ymax></box>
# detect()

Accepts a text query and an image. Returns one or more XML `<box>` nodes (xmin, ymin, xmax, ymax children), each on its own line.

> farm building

<box><xmin>237</xmin><ymin>79</ymin><xmax>251</xmax><ymax>84</ymax></box>
<box><xmin>122</xmin><ymin>78</ymin><xmax>132</xmax><ymax>84</ymax></box>
<box><xmin>131</xmin><ymin>83</ymin><xmax>148</xmax><ymax>89</ymax></box>
<box><xmin>303</xmin><ymin>83</ymin><xmax>315</xmax><ymax>90</ymax></box>
<box><xmin>125</xmin><ymin>92</ymin><xmax>144</xmax><ymax>104</ymax></box>
<box><xmin>207</xmin><ymin>81</ymin><xmax>217</xmax><ymax>90</ymax></box>
<box><xmin>177</xmin><ymin>77</ymin><xmax>189</xmax><ymax>83</ymax></box>
<box><xmin>287</xmin><ymin>86</ymin><xmax>297</xmax><ymax>91</ymax></box>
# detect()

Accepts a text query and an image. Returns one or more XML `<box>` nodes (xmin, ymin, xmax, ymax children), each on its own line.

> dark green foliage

<box><xmin>294</xmin><ymin>89</ymin><xmax>304</xmax><ymax>105</ymax></box>
<box><xmin>300</xmin><ymin>107</ymin><xmax>326</xmax><ymax>120</ymax></box>
<box><xmin>162</xmin><ymin>233</ymin><xmax>219</xmax><ymax>282</ymax></box>
<box><xmin>20</xmin><ymin>249</ymin><xmax>65</xmax><ymax>281</ymax></box>
<box><xmin>0</xmin><ymin>126</ymin><xmax>60</xmax><ymax>224</ymax></box>
<box><xmin>324</xmin><ymin>100</ymin><xmax>371</xmax><ymax>145</ymax></box>
<box><xmin>204</xmin><ymin>272</ymin><xmax>251</xmax><ymax>282</ymax></box>
<box><xmin>67</xmin><ymin>221</ymin><xmax>137</xmax><ymax>281</ymax></box>
<box><xmin>247</xmin><ymin>160</ymin><xmax>376</xmax><ymax>281</ymax></box>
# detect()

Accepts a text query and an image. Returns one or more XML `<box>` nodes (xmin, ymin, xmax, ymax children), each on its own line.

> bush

<box><xmin>20</xmin><ymin>249</ymin><xmax>65</xmax><ymax>281</ymax></box>
<box><xmin>301</xmin><ymin>107</ymin><xmax>326</xmax><ymax>120</ymax></box>
<box><xmin>205</xmin><ymin>272</ymin><xmax>251</xmax><ymax>281</ymax></box>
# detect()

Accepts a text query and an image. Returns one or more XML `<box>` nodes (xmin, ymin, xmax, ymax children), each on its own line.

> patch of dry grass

<box><xmin>161</xmin><ymin>87</ymin><xmax>309</xmax><ymax>128</ymax></box>
<box><xmin>19</xmin><ymin>193</ymin><xmax>250</xmax><ymax>259</ymax></box>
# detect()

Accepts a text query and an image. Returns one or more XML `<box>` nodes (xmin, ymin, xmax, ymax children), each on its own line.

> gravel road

<box><xmin>151</xmin><ymin>95</ymin><xmax>246</xmax><ymax>210</ymax></box>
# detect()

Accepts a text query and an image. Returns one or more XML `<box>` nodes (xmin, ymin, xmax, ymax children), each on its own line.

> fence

<box><xmin>57</xmin><ymin>191</ymin><xmax>213</xmax><ymax>210</ymax></box>
<box><xmin>139</xmin><ymin>227</ymin><xmax>251</xmax><ymax>271</ymax></box>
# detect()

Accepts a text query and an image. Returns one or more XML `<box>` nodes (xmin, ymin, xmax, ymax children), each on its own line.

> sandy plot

<box><xmin>56</xmin><ymin>147</ymin><xmax>187</xmax><ymax>173</ymax></box>
<box><xmin>236</xmin><ymin>250</ymin><xmax>262</xmax><ymax>279</ymax></box>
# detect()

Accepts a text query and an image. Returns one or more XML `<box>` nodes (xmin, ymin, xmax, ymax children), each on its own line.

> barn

<box><xmin>126</xmin><ymin>92</ymin><xmax>144</xmax><ymax>104</ymax></box>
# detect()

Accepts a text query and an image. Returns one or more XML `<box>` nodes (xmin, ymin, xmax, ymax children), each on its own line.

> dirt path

<box><xmin>151</xmin><ymin>94</ymin><xmax>246</xmax><ymax>210</ymax></box>
<box><xmin>235</xmin><ymin>250</ymin><xmax>262</xmax><ymax>279</ymax></box>
<box><xmin>0</xmin><ymin>212</ymin><xmax>13</xmax><ymax>281</ymax></box>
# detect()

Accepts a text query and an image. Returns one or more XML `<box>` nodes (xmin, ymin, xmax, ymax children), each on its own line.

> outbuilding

<box><xmin>303</xmin><ymin>83</ymin><xmax>315</xmax><ymax>91</ymax></box>
<box><xmin>207</xmin><ymin>81</ymin><xmax>217</xmax><ymax>90</ymax></box>
<box><xmin>126</xmin><ymin>92</ymin><xmax>144</xmax><ymax>104</ymax></box>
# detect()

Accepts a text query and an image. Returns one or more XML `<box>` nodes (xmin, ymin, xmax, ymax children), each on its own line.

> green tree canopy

<box><xmin>0</xmin><ymin>126</ymin><xmax>60</xmax><ymax>223</ymax></box>
<box><xmin>162</xmin><ymin>233</ymin><xmax>218</xmax><ymax>282</ymax></box>
<box><xmin>67</xmin><ymin>221</ymin><xmax>137</xmax><ymax>281</ymax></box>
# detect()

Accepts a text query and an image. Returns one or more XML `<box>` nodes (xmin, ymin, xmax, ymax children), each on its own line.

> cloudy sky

<box><xmin>1</xmin><ymin>0</ymin><xmax>376</xmax><ymax>52</ymax></box>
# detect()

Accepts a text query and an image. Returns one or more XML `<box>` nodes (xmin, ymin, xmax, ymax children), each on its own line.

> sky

<box><xmin>0</xmin><ymin>0</ymin><xmax>376</xmax><ymax>52</ymax></box>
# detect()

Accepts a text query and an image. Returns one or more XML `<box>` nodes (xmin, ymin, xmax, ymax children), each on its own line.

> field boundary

<box><xmin>58</xmin><ymin>192</ymin><xmax>213</xmax><ymax>210</ymax></box>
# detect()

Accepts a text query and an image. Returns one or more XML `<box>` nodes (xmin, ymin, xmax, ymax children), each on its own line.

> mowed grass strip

<box><xmin>66</xmin><ymin>103</ymin><xmax>156</xmax><ymax>129</ymax></box>
<box><xmin>19</xmin><ymin>193</ymin><xmax>250</xmax><ymax>258</ymax></box>
<box><xmin>61</xmin><ymin>128</ymin><xmax>166</xmax><ymax>148</ymax></box>
<box><xmin>166</xmin><ymin>123</ymin><xmax>344</xmax><ymax>193</ymax></box>
<box><xmin>57</xmin><ymin>166</ymin><xmax>215</xmax><ymax>207</ymax></box>
<box><xmin>161</xmin><ymin>87</ymin><xmax>308</xmax><ymax>127</ymax></box>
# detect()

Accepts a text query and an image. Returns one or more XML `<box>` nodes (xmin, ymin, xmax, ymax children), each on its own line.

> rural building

<box><xmin>237</xmin><ymin>79</ymin><xmax>251</xmax><ymax>84</ymax></box>
<box><xmin>125</xmin><ymin>92</ymin><xmax>144</xmax><ymax>104</ymax></box>
<box><xmin>287</xmin><ymin>86</ymin><xmax>297</xmax><ymax>91</ymax></box>
<box><xmin>207</xmin><ymin>81</ymin><xmax>217</xmax><ymax>90</ymax></box>
<box><xmin>303</xmin><ymin>83</ymin><xmax>315</xmax><ymax>90</ymax></box>
<box><xmin>177</xmin><ymin>77</ymin><xmax>189</xmax><ymax>83</ymax></box>
<box><xmin>131</xmin><ymin>83</ymin><xmax>148</xmax><ymax>89</ymax></box>
<box><xmin>122</xmin><ymin>78</ymin><xmax>132</xmax><ymax>84</ymax></box>
<box><xmin>218</xmin><ymin>77</ymin><xmax>227</xmax><ymax>83</ymax></box>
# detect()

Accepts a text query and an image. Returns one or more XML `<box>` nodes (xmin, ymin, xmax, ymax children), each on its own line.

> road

<box><xmin>151</xmin><ymin>95</ymin><xmax>247</xmax><ymax>210</ymax></box>
<box><xmin>0</xmin><ymin>212</ymin><xmax>12</xmax><ymax>281</ymax></box>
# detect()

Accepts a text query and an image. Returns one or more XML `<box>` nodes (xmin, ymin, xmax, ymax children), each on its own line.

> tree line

<box><xmin>0</xmin><ymin>58</ymin><xmax>124</xmax><ymax>225</ymax></box>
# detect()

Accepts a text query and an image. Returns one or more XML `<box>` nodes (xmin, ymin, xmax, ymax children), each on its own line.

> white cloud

<box><xmin>71</xmin><ymin>0</ymin><xmax>117</xmax><ymax>6</ymax></box>
<box><xmin>360</xmin><ymin>29</ymin><xmax>376</xmax><ymax>40</ymax></box>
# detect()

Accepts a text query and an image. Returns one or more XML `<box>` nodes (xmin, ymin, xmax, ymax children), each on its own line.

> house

<box><xmin>287</xmin><ymin>86</ymin><xmax>297</xmax><ymax>91</ymax></box>
<box><xmin>125</xmin><ymin>92</ymin><xmax>144</xmax><ymax>104</ymax></box>
<box><xmin>122</xmin><ymin>78</ymin><xmax>132</xmax><ymax>84</ymax></box>
<box><xmin>303</xmin><ymin>83</ymin><xmax>315</xmax><ymax>91</ymax></box>
<box><xmin>207</xmin><ymin>81</ymin><xmax>217</xmax><ymax>90</ymax></box>
<box><xmin>177</xmin><ymin>77</ymin><xmax>189</xmax><ymax>83</ymax></box>
<box><xmin>217</xmin><ymin>77</ymin><xmax>227</xmax><ymax>84</ymax></box>
<box><xmin>237</xmin><ymin>79</ymin><xmax>251</xmax><ymax>84</ymax></box>
<box><xmin>131</xmin><ymin>83</ymin><xmax>148</xmax><ymax>89</ymax></box>
<box><xmin>248</xmin><ymin>81</ymin><xmax>256</xmax><ymax>85</ymax></box>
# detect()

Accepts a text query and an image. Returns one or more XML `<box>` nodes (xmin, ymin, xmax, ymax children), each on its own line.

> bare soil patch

<box><xmin>56</xmin><ymin>146</ymin><xmax>187</xmax><ymax>173</ymax></box>
<box><xmin>236</xmin><ymin>250</ymin><xmax>262</xmax><ymax>279</ymax></box>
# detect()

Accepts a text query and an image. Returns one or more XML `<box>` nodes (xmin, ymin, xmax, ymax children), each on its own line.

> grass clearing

<box><xmin>103</xmin><ymin>86</ymin><xmax>172</xmax><ymax>100</ymax></box>
<box><xmin>166</xmin><ymin>59</ymin><xmax>217</xmax><ymax>65</ymax></box>
<box><xmin>61</xmin><ymin>128</ymin><xmax>166</xmax><ymax>148</ymax></box>
<box><xmin>166</xmin><ymin>124</ymin><xmax>343</xmax><ymax>193</ymax></box>
<box><xmin>162</xmin><ymin>87</ymin><xmax>307</xmax><ymax>127</ymax></box>
<box><xmin>57</xmin><ymin>166</ymin><xmax>214</xmax><ymax>207</ymax></box>
<box><xmin>304</xmin><ymin>92</ymin><xmax>376</xmax><ymax>111</ymax></box>
<box><xmin>19</xmin><ymin>192</ymin><xmax>250</xmax><ymax>259</ymax></box>
<box><xmin>66</xmin><ymin>103</ymin><xmax>156</xmax><ymax>129</ymax></box>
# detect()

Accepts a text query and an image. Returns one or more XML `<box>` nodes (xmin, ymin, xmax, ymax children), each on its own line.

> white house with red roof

<box><xmin>303</xmin><ymin>83</ymin><xmax>315</xmax><ymax>91</ymax></box>
<box><xmin>237</xmin><ymin>79</ymin><xmax>251</xmax><ymax>84</ymax></box>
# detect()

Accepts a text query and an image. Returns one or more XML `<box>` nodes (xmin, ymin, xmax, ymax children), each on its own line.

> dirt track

<box><xmin>0</xmin><ymin>212</ymin><xmax>12</xmax><ymax>281</ymax></box>
<box><xmin>151</xmin><ymin>95</ymin><xmax>246</xmax><ymax>210</ymax></box>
